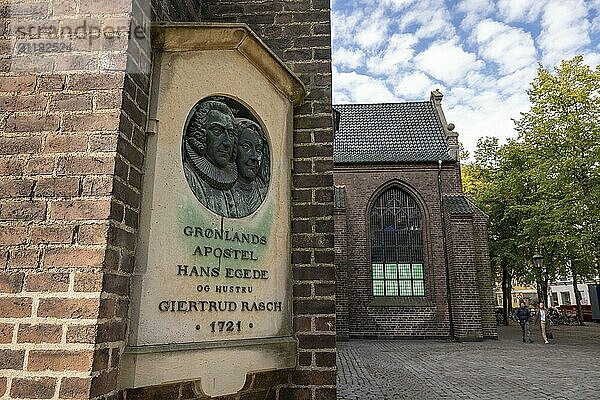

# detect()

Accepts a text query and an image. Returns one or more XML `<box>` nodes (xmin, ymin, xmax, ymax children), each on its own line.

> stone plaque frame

<box><xmin>118</xmin><ymin>23</ymin><xmax>305</xmax><ymax>397</ymax></box>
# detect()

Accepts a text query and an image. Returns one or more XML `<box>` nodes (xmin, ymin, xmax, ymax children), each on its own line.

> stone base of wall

<box><xmin>124</xmin><ymin>370</ymin><xmax>291</xmax><ymax>400</ymax></box>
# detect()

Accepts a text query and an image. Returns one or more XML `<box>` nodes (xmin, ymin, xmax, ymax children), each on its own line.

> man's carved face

<box><xmin>204</xmin><ymin>110</ymin><xmax>234</xmax><ymax>168</ymax></box>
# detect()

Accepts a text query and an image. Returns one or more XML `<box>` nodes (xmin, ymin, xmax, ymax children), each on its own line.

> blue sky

<box><xmin>331</xmin><ymin>0</ymin><xmax>600</xmax><ymax>158</ymax></box>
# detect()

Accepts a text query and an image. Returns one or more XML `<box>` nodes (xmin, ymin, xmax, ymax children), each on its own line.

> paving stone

<box><xmin>338</xmin><ymin>323</ymin><xmax>600</xmax><ymax>399</ymax></box>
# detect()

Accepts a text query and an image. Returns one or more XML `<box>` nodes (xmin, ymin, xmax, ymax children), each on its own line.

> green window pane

<box><xmin>385</xmin><ymin>280</ymin><xmax>398</xmax><ymax>296</ymax></box>
<box><xmin>412</xmin><ymin>264</ymin><xmax>423</xmax><ymax>279</ymax></box>
<box><xmin>399</xmin><ymin>280</ymin><xmax>412</xmax><ymax>296</ymax></box>
<box><xmin>373</xmin><ymin>280</ymin><xmax>385</xmax><ymax>296</ymax></box>
<box><xmin>399</xmin><ymin>264</ymin><xmax>411</xmax><ymax>279</ymax></box>
<box><xmin>385</xmin><ymin>264</ymin><xmax>397</xmax><ymax>279</ymax></box>
<box><xmin>413</xmin><ymin>280</ymin><xmax>425</xmax><ymax>296</ymax></box>
<box><xmin>372</xmin><ymin>264</ymin><xmax>384</xmax><ymax>279</ymax></box>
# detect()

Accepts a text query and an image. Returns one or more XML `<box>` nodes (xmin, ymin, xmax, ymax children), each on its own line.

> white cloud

<box><xmin>591</xmin><ymin>0</ymin><xmax>600</xmax><ymax>32</ymax></box>
<box><xmin>456</xmin><ymin>0</ymin><xmax>496</xmax><ymax>28</ymax></box>
<box><xmin>332</xmin><ymin>6</ymin><xmax>391</xmax><ymax>50</ymax></box>
<box><xmin>331</xmin><ymin>9</ymin><xmax>366</xmax><ymax>47</ymax></box>
<box><xmin>583</xmin><ymin>52</ymin><xmax>600</xmax><ymax>66</ymax></box>
<box><xmin>456</xmin><ymin>0</ymin><xmax>495</xmax><ymax>13</ymax></box>
<box><xmin>444</xmin><ymin>90</ymin><xmax>529</xmax><ymax>158</ymax></box>
<box><xmin>356</xmin><ymin>10</ymin><xmax>391</xmax><ymax>49</ymax></box>
<box><xmin>473</xmin><ymin>19</ymin><xmax>537</xmax><ymax>74</ymax></box>
<box><xmin>462</xmin><ymin>70</ymin><xmax>496</xmax><ymax>90</ymax></box>
<box><xmin>334</xmin><ymin>47</ymin><xmax>365</xmax><ymax>70</ymax></box>
<box><xmin>365</xmin><ymin>33</ymin><xmax>417</xmax><ymax>75</ymax></box>
<box><xmin>398</xmin><ymin>0</ymin><xmax>455</xmax><ymax>40</ymax></box>
<box><xmin>495</xmin><ymin>67</ymin><xmax>538</xmax><ymax>95</ymax></box>
<box><xmin>379</xmin><ymin>0</ymin><xmax>415</xmax><ymax>10</ymax></box>
<box><xmin>497</xmin><ymin>0</ymin><xmax>546</xmax><ymax>23</ymax></box>
<box><xmin>538</xmin><ymin>0</ymin><xmax>590</xmax><ymax>66</ymax></box>
<box><xmin>393</xmin><ymin>72</ymin><xmax>436</xmax><ymax>99</ymax></box>
<box><xmin>414</xmin><ymin>40</ymin><xmax>484</xmax><ymax>84</ymax></box>
<box><xmin>333</xmin><ymin>68</ymin><xmax>397</xmax><ymax>104</ymax></box>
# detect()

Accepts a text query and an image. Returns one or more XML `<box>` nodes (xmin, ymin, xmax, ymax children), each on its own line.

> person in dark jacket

<box><xmin>515</xmin><ymin>301</ymin><xmax>533</xmax><ymax>343</ymax></box>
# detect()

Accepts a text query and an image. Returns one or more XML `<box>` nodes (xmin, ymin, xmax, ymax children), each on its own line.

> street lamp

<box><xmin>532</xmin><ymin>252</ymin><xmax>544</xmax><ymax>270</ymax></box>
<box><xmin>532</xmin><ymin>252</ymin><xmax>545</xmax><ymax>306</ymax></box>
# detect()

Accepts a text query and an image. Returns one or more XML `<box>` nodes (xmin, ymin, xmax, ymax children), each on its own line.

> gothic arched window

<box><xmin>370</xmin><ymin>187</ymin><xmax>425</xmax><ymax>297</ymax></box>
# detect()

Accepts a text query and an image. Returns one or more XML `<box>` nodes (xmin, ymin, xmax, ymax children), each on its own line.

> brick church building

<box><xmin>333</xmin><ymin>90</ymin><xmax>497</xmax><ymax>341</ymax></box>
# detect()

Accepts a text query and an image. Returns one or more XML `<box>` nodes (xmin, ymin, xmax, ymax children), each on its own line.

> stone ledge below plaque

<box><xmin>118</xmin><ymin>336</ymin><xmax>296</xmax><ymax>397</ymax></box>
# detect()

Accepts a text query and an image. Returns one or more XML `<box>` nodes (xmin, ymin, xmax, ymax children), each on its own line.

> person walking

<box><xmin>534</xmin><ymin>302</ymin><xmax>551</xmax><ymax>344</ymax></box>
<box><xmin>516</xmin><ymin>301</ymin><xmax>533</xmax><ymax>343</ymax></box>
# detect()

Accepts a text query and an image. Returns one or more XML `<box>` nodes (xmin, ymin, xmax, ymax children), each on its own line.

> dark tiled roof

<box><xmin>333</xmin><ymin>102</ymin><xmax>453</xmax><ymax>163</ymax></box>
<box><xmin>443</xmin><ymin>195</ymin><xmax>473</xmax><ymax>215</ymax></box>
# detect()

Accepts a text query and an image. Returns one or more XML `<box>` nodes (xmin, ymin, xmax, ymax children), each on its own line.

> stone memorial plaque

<box><xmin>120</xmin><ymin>25</ymin><xmax>305</xmax><ymax>396</ymax></box>
<box><xmin>134</xmin><ymin>87</ymin><xmax>290</xmax><ymax>346</ymax></box>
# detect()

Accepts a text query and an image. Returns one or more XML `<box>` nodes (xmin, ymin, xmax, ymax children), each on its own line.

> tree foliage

<box><xmin>463</xmin><ymin>56</ymin><xmax>600</xmax><ymax>318</ymax></box>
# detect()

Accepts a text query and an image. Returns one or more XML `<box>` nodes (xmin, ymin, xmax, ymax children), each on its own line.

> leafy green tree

<box><xmin>514</xmin><ymin>56</ymin><xmax>600</xmax><ymax>324</ymax></box>
<box><xmin>463</xmin><ymin>56</ymin><xmax>600</xmax><ymax>325</ymax></box>
<box><xmin>463</xmin><ymin>138</ymin><xmax>533</xmax><ymax>324</ymax></box>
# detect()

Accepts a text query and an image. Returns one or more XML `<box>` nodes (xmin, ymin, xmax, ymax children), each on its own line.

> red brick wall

<box><xmin>2</xmin><ymin>1</ymin><xmax>335</xmax><ymax>399</ymax></box>
<box><xmin>0</xmin><ymin>0</ymin><xmax>140</xmax><ymax>397</ymax></box>
<box><xmin>445</xmin><ymin>215</ymin><xmax>484</xmax><ymax>340</ymax></box>
<box><xmin>334</xmin><ymin>164</ymin><xmax>454</xmax><ymax>338</ymax></box>
<box><xmin>473</xmin><ymin>208</ymin><xmax>497</xmax><ymax>339</ymax></box>
<box><xmin>334</xmin><ymin>162</ymin><xmax>495</xmax><ymax>340</ymax></box>
<box><xmin>334</xmin><ymin>206</ymin><xmax>349</xmax><ymax>340</ymax></box>
<box><xmin>199</xmin><ymin>2</ymin><xmax>336</xmax><ymax>399</ymax></box>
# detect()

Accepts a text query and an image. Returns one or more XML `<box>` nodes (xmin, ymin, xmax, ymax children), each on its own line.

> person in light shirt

<box><xmin>534</xmin><ymin>302</ymin><xmax>551</xmax><ymax>344</ymax></box>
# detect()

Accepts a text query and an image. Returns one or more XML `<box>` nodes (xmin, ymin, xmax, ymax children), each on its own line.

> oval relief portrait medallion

<box><xmin>181</xmin><ymin>96</ymin><xmax>271</xmax><ymax>218</ymax></box>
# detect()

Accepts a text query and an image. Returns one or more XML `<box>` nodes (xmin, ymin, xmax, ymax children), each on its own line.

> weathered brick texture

<box><xmin>126</xmin><ymin>1</ymin><xmax>336</xmax><ymax>398</ymax></box>
<box><xmin>445</xmin><ymin>215</ymin><xmax>484</xmax><ymax>340</ymax></box>
<box><xmin>334</xmin><ymin>197</ymin><xmax>349</xmax><ymax>340</ymax></box>
<box><xmin>334</xmin><ymin>161</ymin><xmax>497</xmax><ymax>340</ymax></box>
<box><xmin>0</xmin><ymin>0</ymin><xmax>137</xmax><ymax>397</ymax></box>
<box><xmin>473</xmin><ymin>208</ymin><xmax>497</xmax><ymax>339</ymax></box>
<box><xmin>3</xmin><ymin>0</ymin><xmax>334</xmax><ymax>399</ymax></box>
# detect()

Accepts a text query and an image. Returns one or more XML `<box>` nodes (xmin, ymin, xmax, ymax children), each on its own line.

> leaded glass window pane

<box><xmin>385</xmin><ymin>264</ymin><xmax>397</xmax><ymax>279</ymax></box>
<box><xmin>413</xmin><ymin>264</ymin><xmax>423</xmax><ymax>279</ymax></box>
<box><xmin>385</xmin><ymin>280</ymin><xmax>399</xmax><ymax>296</ymax></box>
<box><xmin>399</xmin><ymin>264</ymin><xmax>411</xmax><ymax>279</ymax></box>
<box><xmin>413</xmin><ymin>280</ymin><xmax>425</xmax><ymax>296</ymax></box>
<box><xmin>370</xmin><ymin>187</ymin><xmax>426</xmax><ymax>297</ymax></box>
<box><xmin>373</xmin><ymin>280</ymin><xmax>385</xmax><ymax>296</ymax></box>
<box><xmin>372</xmin><ymin>264</ymin><xmax>384</xmax><ymax>279</ymax></box>
<box><xmin>398</xmin><ymin>280</ymin><xmax>412</xmax><ymax>296</ymax></box>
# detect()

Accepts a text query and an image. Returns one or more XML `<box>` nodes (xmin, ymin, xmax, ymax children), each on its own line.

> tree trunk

<box><xmin>572</xmin><ymin>269</ymin><xmax>585</xmax><ymax>325</ymax></box>
<box><xmin>502</xmin><ymin>266</ymin><xmax>510</xmax><ymax>326</ymax></box>
<box><xmin>542</xmin><ymin>270</ymin><xmax>549</xmax><ymax>307</ymax></box>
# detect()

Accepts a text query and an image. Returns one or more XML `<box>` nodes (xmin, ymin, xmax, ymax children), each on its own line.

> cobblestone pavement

<box><xmin>337</xmin><ymin>323</ymin><xmax>600</xmax><ymax>399</ymax></box>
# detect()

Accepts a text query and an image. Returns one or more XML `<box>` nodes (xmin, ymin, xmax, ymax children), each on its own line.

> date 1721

<box><xmin>210</xmin><ymin>320</ymin><xmax>242</xmax><ymax>333</ymax></box>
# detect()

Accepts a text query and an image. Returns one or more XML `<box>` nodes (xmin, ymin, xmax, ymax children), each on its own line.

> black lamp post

<box><xmin>532</xmin><ymin>252</ymin><xmax>543</xmax><ymax>270</ymax></box>
<box><xmin>532</xmin><ymin>252</ymin><xmax>545</xmax><ymax>305</ymax></box>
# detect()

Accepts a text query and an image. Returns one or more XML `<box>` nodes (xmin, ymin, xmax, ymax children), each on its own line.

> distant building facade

<box><xmin>334</xmin><ymin>91</ymin><xmax>497</xmax><ymax>341</ymax></box>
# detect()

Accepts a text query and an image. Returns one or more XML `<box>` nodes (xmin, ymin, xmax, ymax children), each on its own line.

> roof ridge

<box><xmin>333</xmin><ymin>101</ymin><xmax>432</xmax><ymax>107</ymax></box>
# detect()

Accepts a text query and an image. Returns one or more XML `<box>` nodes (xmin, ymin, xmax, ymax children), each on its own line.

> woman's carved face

<box><xmin>236</xmin><ymin>127</ymin><xmax>264</xmax><ymax>182</ymax></box>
